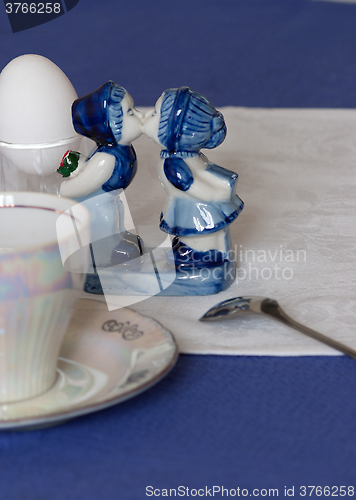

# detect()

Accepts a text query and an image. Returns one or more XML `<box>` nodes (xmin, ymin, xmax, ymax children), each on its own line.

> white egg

<box><xmin>0</xmin><ymin>54</ymin><xmax>81</xmax><ymax>175</ymax></box>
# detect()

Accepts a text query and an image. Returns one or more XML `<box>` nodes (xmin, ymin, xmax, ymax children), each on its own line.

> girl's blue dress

<box><xmin>159</xmin><ymin>154</ymin><xmax>244</xmax><ymax>237</ymax></box>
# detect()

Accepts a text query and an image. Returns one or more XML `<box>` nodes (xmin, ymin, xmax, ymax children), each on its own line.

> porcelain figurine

<box><xmin>143</xmin><ymin>86</ymin><xmax>244</xmax><ymax>294</ymax></box>
<box><xmin>57</xmin><ymin>81</ymin><xmax>144</xmax><ymax>292</ymax></box>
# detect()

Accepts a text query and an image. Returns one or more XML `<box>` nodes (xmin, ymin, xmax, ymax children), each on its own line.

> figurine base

<box><xmin>84</xmin><ymin>247</ymin><xmax>235</xmax><ymax>297</ymax></box>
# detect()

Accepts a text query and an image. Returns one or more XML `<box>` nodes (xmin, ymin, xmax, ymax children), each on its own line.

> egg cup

<box><xmin>0</xmin><ymin>55</ymin><xmax>81</xmax><ymax>194</ymax></box>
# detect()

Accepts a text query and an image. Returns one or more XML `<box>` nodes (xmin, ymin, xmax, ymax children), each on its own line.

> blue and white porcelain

<box><xmin>143</xmin><ymin>86</ymin><xmax>244</xmax><ymax>294</ymax></box>
<box><xmin>59</xmin><ymin>85</ymin><xmax>243</xmax><ymax>297</ymax></box>
<box><xmin>57</xmin><ymin>81</ymin><xmax>144</xmax><ymax>292</ymax></box>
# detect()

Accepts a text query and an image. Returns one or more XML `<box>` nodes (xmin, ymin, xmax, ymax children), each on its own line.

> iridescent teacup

<box><xmin>0</xmin><ymin>192</ymin><xmax>89</xmax><ymax>403</ymax></box>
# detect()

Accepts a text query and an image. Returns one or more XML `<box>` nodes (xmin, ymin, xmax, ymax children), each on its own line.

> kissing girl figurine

<box><xmin>57</xmin><ymin>81</ymin><xmax>144</xmax><ymax>288</ymax></box>
<box><xmin>143</xmin><ymin>86</ymin><xmax>244</xmax><ymax>294</ymax></box>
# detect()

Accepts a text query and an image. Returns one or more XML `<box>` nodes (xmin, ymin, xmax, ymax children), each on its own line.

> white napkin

<box><xmin>83</xmin><ymin>107</ymin><xmax>356</xmax><ymax>356</ymax></box>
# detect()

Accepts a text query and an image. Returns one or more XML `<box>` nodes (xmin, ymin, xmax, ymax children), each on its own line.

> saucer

<box><xmin>0</xmin><ymin>299</ymin><xmax>178</xmax><ymax>430</ymax></box>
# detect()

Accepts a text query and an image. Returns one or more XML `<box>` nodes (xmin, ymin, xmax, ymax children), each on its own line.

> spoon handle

<box><xmin>261</xmin><ymin>299</ymin><xmax>356</xmax><ymax>360</ymax></box>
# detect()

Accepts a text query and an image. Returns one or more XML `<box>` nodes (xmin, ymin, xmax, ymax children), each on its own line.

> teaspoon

<box><xmin>200</xmin><ymin>296</ymin><xmax>356</xmax><ymax>360</ymax></box>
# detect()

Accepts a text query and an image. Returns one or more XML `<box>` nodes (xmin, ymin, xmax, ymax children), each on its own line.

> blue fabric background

<box><xmin>2</xmin><ymin>0</ymin><xmax>356</xmax><ymax>108</ymax></box>
<box><xmin>0</xmin><ymin>0</ymin><xmax>356</xmax><ymax>498</ymax></box>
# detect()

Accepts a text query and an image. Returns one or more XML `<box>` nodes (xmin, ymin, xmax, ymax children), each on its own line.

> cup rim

<box><xmin>0</xmin><ymin>136</ymin><xmax>79</xmax><ymax>150</ymax></box>
<box><xmin>0</xmin><ymin>191</ymin><xmax>90</xmax><ymax>254</ymax></box>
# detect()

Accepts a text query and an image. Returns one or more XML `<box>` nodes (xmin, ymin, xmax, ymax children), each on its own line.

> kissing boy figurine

<box><xmin>57</xmin><ymin>81</ymin><xmax>144</xmax><ymax>291</ymax></box>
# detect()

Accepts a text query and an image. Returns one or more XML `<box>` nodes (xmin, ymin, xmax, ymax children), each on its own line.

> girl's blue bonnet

<box><xmin>158</xmin><ymin>86</ymin><xmax>226</xmax><ymax>152</ymax></box>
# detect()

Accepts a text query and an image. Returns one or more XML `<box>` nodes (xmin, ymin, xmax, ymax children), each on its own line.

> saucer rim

<box><xmin>0</xmin><ymin>311</ymin><xmax>179</xmax><ymax>430</ymax></box>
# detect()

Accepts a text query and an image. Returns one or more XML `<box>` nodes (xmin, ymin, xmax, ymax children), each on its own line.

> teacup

<box><xmin>0</xmin><ymin>192</ymin><xmax>90</xmax><ymax>403</ymax></box>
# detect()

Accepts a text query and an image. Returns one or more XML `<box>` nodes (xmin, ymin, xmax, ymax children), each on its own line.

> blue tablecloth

<box><xmin>1</xmin><ymin>1</ymin><xmax>356</xmax><ymax>498</ymax></box>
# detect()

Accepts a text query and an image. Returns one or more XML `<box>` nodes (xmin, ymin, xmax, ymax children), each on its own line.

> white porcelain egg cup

<box><xmin>0</xmin><ymin>54</ymin><xmax>81</xmax><ymax>194</ymax></box>
<box><xmin>0</xmin><ymin>136</ymin><xmax>81</xmax><ymax>194</ymax></box>
<box><xmin>0</xmin><ymin>137</ymin><xmax>82</xmax><ymax>194</ymax></box>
